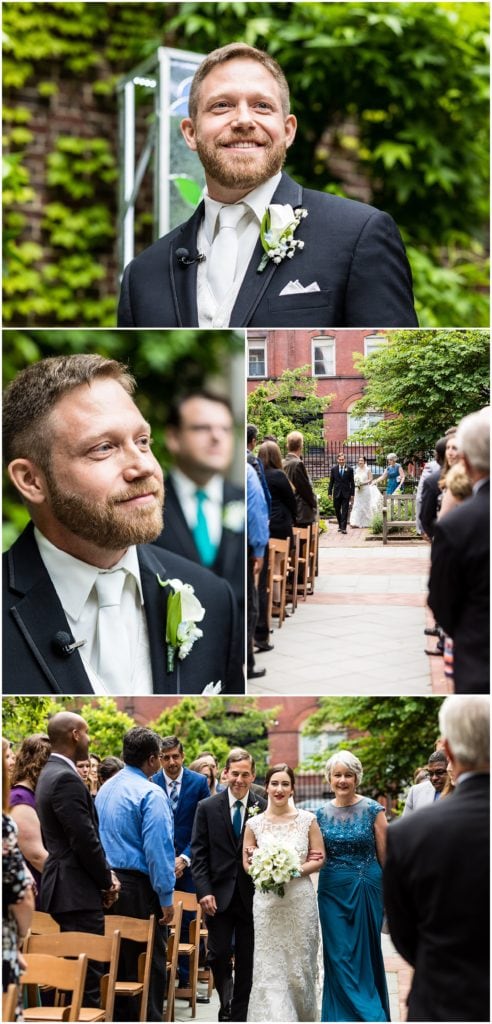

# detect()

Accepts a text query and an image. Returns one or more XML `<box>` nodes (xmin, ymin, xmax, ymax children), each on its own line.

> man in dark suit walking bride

<box><xmin>329</xmin><ymin>453</ymin><xmax>355</xmax><ymax>534</ymax></box>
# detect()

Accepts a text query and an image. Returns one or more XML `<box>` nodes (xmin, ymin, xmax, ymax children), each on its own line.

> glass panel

<box><xmin>168</xmin><ymin>55</ymin><xmax>206</xmax><ymax>231</ymax></box>
<box><xmin>248</xmin><ymin>347</ymin><xmax>266</xmax><ymax>377</ymax></box>
<box><xmin>348</xmin><ymin>410</ymin><xmax>384</xmax><ymax>435</ymax></box>
<box><xmin>313</xmin><ymin>342</ymin><xmax>335</xmax><ymax>376</ymax></box>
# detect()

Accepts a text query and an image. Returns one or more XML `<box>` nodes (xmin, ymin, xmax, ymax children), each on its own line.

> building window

<box><xmin>299</xmin><ymin>728</ymin><xmax>348</xmax><ymax>761</ymax></box>
<box><xmin>347</xmin><ymin>409</ymin><xmax>384</xmax><ymax>436</ymax></box>
<box><xmin>248</xmin><ymin>340</ymin><xmax>266</xmax><ymax>378</ymax></box>
<box><xmin>364</xmin><ymin>334</ymin><xmax>388</xmax><ymax>358</ymax></box>
<box><xmin>312</xmin><ymin>337</ymin><xmax>335</xmax><ymax>376</ymax></box>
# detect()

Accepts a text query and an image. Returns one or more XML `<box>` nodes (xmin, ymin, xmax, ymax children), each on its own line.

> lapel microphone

<box><xmin>175</xmin><ymin>248</ymin><xmax>206</xmax><ymax>266</ymax></box>
<box><xmin>52</xmin><ymin>631</ymin><xmax>87</xmax><ymax>657</ymax></box>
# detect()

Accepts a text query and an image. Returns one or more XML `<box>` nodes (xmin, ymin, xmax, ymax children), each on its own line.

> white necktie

<box><xmin>207</xmin><ymin>203</ymin><xmax>247</xmax><ymax>303</ymax></box>
<box><xmin>95</xmin><ymin>570</ymin><xmax>130</xmax><ymax>688</ymax></box>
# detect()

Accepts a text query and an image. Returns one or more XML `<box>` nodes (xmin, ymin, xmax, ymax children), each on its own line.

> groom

<box><xmin>118</xmin><ymin>42</ymin><xmax>418</xmax><ymax>329</ymax></box>
<box><xmin>190</xmin><ymin>748</ymin><xmax>266</xmax><ymax>1022</ymax></box>
<box><xmin>329</xmin><ymin>453</ymin><xmax>355</xmax><ymax>534</ymax></box>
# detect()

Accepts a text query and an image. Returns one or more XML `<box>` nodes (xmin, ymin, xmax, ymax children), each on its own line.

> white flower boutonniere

<box><xmin>222</xmin><ymin>501</ymin><xmax>245</xmax><ymax>533</ymax></box>
<box><xmin>248</xmin><ymin>803</ymin><xmax>261</xmax><ymax>818</ymax></box>
<box><xmin>257</xmin><ymin>204</ymin><xmax>308</xmax><ymax>272</ymax></box>
<box><xmin>157</xmin><ymin>575</ymin><xmax>205</xmax><ymax>673</ymax></box>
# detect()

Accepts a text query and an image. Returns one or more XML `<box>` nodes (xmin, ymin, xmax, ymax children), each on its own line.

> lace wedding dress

<box><xmin>246</xmin><ymin>809</ymin><xmax>320</xmax><ymax>1022</ymax></box>
<box><xmin>350</xmin><ymin>468</ymin><xmax>383</xmax><ymax>527</ymax></box>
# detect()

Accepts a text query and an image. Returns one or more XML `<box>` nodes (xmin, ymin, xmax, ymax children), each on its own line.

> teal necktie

<box><xmin>232</xmin><ymin>799</ymin><xmax>243</xmax><ymax>838</ymax></box>
<box><xmin>193</xmin><ymin>489</ymin><xmax>216</xmax><ymax>567</ymax></box>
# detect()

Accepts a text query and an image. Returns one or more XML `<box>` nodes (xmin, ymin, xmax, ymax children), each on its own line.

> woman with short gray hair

<box><xmin>316</xmin><ymin>750</ymin><xmax>390</xmax><ymax>1021</ymax></box>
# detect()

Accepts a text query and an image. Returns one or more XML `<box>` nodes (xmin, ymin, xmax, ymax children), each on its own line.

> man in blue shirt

<box><xmin>96</xmin><ymin>727</ymin><xmax>175</xmax><ymax>1022</ymax></box>
<box><xmin>246</xmin><ymin>461</ymin><xmax>269</xmax><ymax>680</ymax></box>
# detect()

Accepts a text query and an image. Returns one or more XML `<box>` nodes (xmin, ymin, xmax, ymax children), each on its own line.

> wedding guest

<box><xmin>243</xmin><ymin>764</ymin><xmax>325</xmax><ymax>1022</ymax></box>
<box><xmin>97</xmin><ymin>756</ymin><xmax>124</xmax><ymax>787</ymax></box>
<box><xmin>418</xmin><ymin>436</ymin><xmax>447</xmax><ymax>540</ymax></box>
<box><xmin>2</xmin><ymin>738</ymin><xmax>35</xmax><ymax>1023</ymax></box>
<box><xmin>247</xmin><ymin>424</ymin><xmax>272</xmax><ymax>656</ymax></box>
<box><xmin>76</xmin><ymin>759</ymin><xmax>91</xmax><ymax>786</ymax></box>
<box><xmin>374</xmin><ymin>453</ymin><xmax>405</xmax><ymax>494</ymax></box>
<box><xmin>247</xmin><ymin>461</ymin><xmax>269</xmax><ymax>680</ymax></box>
<box><xmin>9</xmin><ymin>734</ymin><xmax>51</xmax><ymax>907</ymax></box>
<box><xmin>402</xmin><ymin>750</ymin><xmax>449</xmax><ymax>814</ymax></box>
<box><xmin>88</xmin><ymin>754</ymin><xmax>101</xmax><ymax>796</ymax></box>
<box><xmin>283</xmin><ymin>431</ymin><xmax>318</xmax><ymax>528</ymax></box>
<box><xmin>439</xmin><ymin>461</ymin><xmax>472</xmax><ymax>519</ymax></box>
<box><xmin>316</xmin><ymin>751</ymin><xmax>390</xmax><ymax>1022</ymax></box>
<box><xmin>258</xmin><ymin>440</ymin><xmax>297</xmax><ymax>541</ymax></box>
<box><xmin>188</xmin><ymin>756</ymin><xmax>218</xmax><ymax>795</ymax></box>
<box><xmin>4</xmin><ymin>741</ymin><xmax>16</xmax><ymax>777</ymax></box>
<box><xmin>3</xmin><ymin>354</ymin><xmax>243</xmax><ymax>696</ymax></box>
<box><xmin>118</xmin><ymin>43</ymin><xmax>417</xmax><ymax>329</ymax></box>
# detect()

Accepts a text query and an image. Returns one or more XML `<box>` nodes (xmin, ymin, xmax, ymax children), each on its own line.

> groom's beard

<box><xmin>195</xmin><ymin>131</ymin><xmax>288</xmax><ymax>192</ymax></box>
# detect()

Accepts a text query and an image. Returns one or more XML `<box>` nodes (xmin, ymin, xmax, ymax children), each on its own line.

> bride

<box><xmin>243</xmin><ymin>764</ymin><xmax>325</xmax><ymax>1022</ymax></box>
<box><xmin>350</xmin><ymin>456</ymin><xmax>383</xmax><ymax>527</ymax></box>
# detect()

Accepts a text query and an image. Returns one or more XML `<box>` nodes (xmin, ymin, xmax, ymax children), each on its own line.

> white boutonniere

<box><xmin>248</xmin><ymin>803</ymin><xmax>261</xmax><ymax>817</ymax></box>
<box><xmin>157</xmin><ymin>575</ymin><xmax>205</xmax><ymax>673</ymax></box>
<box><xmin>257</xmin><ymin>204</ymin><xmax>307</xmax><ymax>272</ymax></box>
<box><xmin>222</xmin><ymin>501</ymin><xmax>245</xmax><ymax>533</ymax></box>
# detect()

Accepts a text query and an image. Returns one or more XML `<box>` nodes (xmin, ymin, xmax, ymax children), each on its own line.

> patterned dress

<box><xmin>3</xmin><ymin>813</ymin><xmax>31</xmax><ymax>1022</ymax></box>
<box><xmin>247</xmin><ymin>809</ymin><xmax>320</xmax><ymax>1022</ymax></box>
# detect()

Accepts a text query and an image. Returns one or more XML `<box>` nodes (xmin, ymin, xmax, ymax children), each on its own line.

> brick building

<box><xmin>247</xmin><ymin>328</ymin><xmax>390</xmax><ymax>447</ymax></box>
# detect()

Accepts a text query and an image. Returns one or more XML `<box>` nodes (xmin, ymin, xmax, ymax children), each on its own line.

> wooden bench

<box><xmin>382</xmin><ymin>492</ymin><xmax>417</xmax><ymax>544</ymax></box>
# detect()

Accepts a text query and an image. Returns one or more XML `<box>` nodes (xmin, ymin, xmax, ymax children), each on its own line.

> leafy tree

<box><xmin>2</xmin><ymin>696</ymin><xmax>71</xmax><ymax>744</ymax></box>
<box><xmin>349</xmin><ymin>329</ymin><xmax>490</xmax><ymax>461</ymax></box>
<box><xmin>77</xmin><ymin>698</ymin><xmax>136</xmax><ymax>757</ymax></box>
<box><xmin>302</xmin><ymin>696</ymin><xmax>444</xmax><ymax>806</ymax></box>
<box><xmin>148</xmin><ymin>696</ymin><xmax>279</xmax><ymax>778</ymax></box>
<box><xmin>247</xmin><ymin>366</ymin><xmax>332</xmax><ymax>447</ymax></box>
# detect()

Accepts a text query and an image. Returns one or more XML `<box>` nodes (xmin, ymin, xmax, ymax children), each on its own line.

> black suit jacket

<box><xmin>155</xmin><ymin>475</ymin><xmax>244</xmax><ymax>614</ymax></box>
<box><xmin>329</xmin><ymin>465</ymin><xmax>355</xmax><ymax>498</ymax></box>
<box><xmin>118</xmin><ymin>173</ymin><xmax>417</xmax><ymax>328</ymax></box>
<box><xmin>419</xmin><ymin>466</ymin><xmax>441</xmax><ymax>539</ymax></box>
<box><xmin>384</xmin><ymin>774</ymin><xmax>490</xmax><ymax>1021</ymax></box>
<box><xmin>36</xmin><ymin>755</ymin><xmax>112</xmax><ymax>914</ymax></box>
<box><xmin>191</xmin><ymin>788</ymin><xmax>267</xmax><ymax>914</ymax></box>
<box><xmin>3</xmin><ymin>523</ymin><xmax>243</xmax><ymax>695</ymax></box>
<box><xmin>428</xmin><ymin>480</ymin><xmax>489</xmax><ymax>692</ymax></box>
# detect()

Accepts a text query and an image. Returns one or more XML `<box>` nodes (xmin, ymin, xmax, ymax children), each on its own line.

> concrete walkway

<box><xmin>174</xmin><ymin>933</ymin><xmax>412</xmax><ymax>1021</ymax></box>
<box><xmin>249</xmin><ymin>528</ymin><xmax>452</xmax><ymax>696</ymax></box>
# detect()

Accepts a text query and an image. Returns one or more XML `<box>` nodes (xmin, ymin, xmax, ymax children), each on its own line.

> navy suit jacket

<box><xmin>118</xmin><ymin>173</ymin><xmax>417</xmax><ymax>328</ymax></box>
<box><xmin>151</xmin><ymin>766</ymin><xmax>210</xmax><ymax>892</ymax></box>
<box><xmin>155</xmin><ymin>475</ymin><xmax>244</xmax><ymax>615</ymax></box>
<box><xmin>3</xmin><ymin>523</ymin><xmax>243</xmax><ymax>695</ymax></box>
<box><xmin>191</xmin><ymin>788</ymin><xmax>267</xmax><ymax>914</ymax></box>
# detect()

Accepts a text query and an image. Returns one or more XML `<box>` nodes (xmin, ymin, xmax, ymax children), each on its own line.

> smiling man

<box><xmin>118</xmin><ymin>42</ymin><xmax>417</xmax><ymax>329</ymax></box>
<box><xmin>3</xmin><ymin>353</ymin><xmax>243</xmax><ymax>695</ymax></box>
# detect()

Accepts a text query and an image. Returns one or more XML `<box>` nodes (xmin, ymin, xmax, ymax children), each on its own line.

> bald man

<box><xmin>36</xmin><ymin>712</ymin><xmax>120</xmax><ymax>1006</ymax></box>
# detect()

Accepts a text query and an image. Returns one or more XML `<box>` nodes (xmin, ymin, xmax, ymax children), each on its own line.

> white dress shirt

<box><xmin>170</xmin><ymin>468</ymin><xmax>224</xmax><ymax>547</ymax></box>
<box><xmin>50</xmin><ymin>752</ymin><xmax>79</xmax><ymax>774</ymax></box>
<box><xmin>35</xmin><ymin>528</ymin><xmax>153</xmax><ymax>694</ymax></box>
<box><xmin>196</xmin><ymin>172</ymin><xmax>282</xmax><ymax>327</ymax></box>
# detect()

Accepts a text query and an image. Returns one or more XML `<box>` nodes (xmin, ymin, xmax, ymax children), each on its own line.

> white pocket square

<box><xmin>279</xmin><ymin>280</ymin><xmax>321</xmax><ymax>296</ymax></box>
<box><xmin>201</xmin><ymin>680</ymin><xmax>223</xmax><ymax>695</ymax></box>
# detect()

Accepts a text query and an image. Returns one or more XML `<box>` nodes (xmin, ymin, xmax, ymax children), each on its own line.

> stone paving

<box><xmin>248</xmin><ymin>528</ymin><xmax>453</xmax><ymax>696</ymax></box>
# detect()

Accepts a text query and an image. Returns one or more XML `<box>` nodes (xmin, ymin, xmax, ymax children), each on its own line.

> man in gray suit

<box><xmin>402</xmin><ymin>749</ymin><xmax>448</xmax><ymax>814</ymax></box>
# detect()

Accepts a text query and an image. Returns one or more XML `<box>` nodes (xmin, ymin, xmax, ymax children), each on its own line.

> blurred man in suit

<box><xmin>118</xmin><ymin>43</ymin><xmax>417</xmax><ymax>329</ymax></box>
<box><xmin>282</xmin><ymin>430</ymin><xmax>317</xmax><ymax>527</ymax></box>
<box><xmin>151</xmin><ymin>734</ymin><xmax>209</xmax><ymax>991</ymax></box>
<box><xmin>36</xmin><ymin>712</ymin><xmax>119</xmax><ymax>1006</ymax></box>
<box><xmin>191</xmin><ymin>748</ymin><xmax>266</xmax><ymax>1021</ymax></box>
<box><xmin>402</xmin><ymin>749</ymin><xmax>448</xmax><ymax>814</ymax></box>
<box><xmin>329</xmin><ymin>452</ymin><xmax>355</xmax><ymax>534</ymax></box>
<box><xmin>385</xmin><ymin>695</ymin><xmax>490</xmax><ymax>1021</ymax></box>
<box><xmin>428</xmin><ymin>406</ymin><xmax>490</xmax><ymax>693</ymax></box>
<box><xmin>155</xmin><ymin>392</ymin><xmax>244</xmax><ymax>618</ymax></box>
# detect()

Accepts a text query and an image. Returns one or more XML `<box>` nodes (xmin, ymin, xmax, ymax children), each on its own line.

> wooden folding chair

<box><xmin>2</xmin><ymin>983</ymin><xmax>18</xmax><ymax>1023</ymax></box>
<box><xmin>164</xmin><ymin>900</ymin><xmax>182</xmax><ymax>1022</ymax></box>
<box><xmin>267</xmin><ymin>537</ymin><xmax>290</xmax><ymax>627</ymax></box>
<box><xmin>171</xmin><ymin>891</ymin><xmax>202</xmax><ymax>1017</ymax></box>
<box><xmin>21</xmin><ymin>953</ymin><xmax>87</xmax><ymax>1023</ymax></box>
<box><xmin>293</xmin><ymin>526</ymin><xmax>311</xmax><ymax>600</ymax></box>
<box><xmin>25</xmin><ymin>929</ymin><xmax>121</xmax><ymax>1022</ymax></box>
<box><xmin>104</xmin><ymin>914</ymin><xmax>155</xmax><ymax>1023</ymax></box>
<box><xmin>307</xmin><ymin>522</ymin><xmax>319</xmax><ymax>595</ymax></box>
<box><xmin>286</xmin><ymin>529</ymin><xmax>300</xmax><ymax>612</ymax></box>
<box><xmin>30</xmin><ymin>911</ymin><xmax>60</xmax><ymax>935</ymax></box>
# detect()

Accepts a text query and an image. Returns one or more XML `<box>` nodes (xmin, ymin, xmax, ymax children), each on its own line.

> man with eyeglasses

<box><xmin>155</xmin><ymin>391</ymin><xmax>244</xmax><ymax>623</ymax></box>
<box><xmin>402</xmin><ymin>749</ymin><xmax>449</xmax><ymax>815</ymax></box>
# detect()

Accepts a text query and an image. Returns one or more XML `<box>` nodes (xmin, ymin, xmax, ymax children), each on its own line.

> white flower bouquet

<box><xmin>249</xmin><ymin>837</ymin><xmax>301</xmax><ymax>897</ymax></box>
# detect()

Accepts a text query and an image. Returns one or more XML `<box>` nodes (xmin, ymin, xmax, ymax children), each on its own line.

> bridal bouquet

<box><xmin>354</xmin><ymin>471</ymin><xmax>365</xmax><ymax>491</ymax></box>
<box><xmin>249</xmin><ymin>837</ymin><xmax>301</xmax><ymax>897</ymax></box>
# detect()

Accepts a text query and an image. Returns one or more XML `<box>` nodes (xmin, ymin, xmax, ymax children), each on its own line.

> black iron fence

<box><xmin>301</xmin><ymin>443</ymin><xmax>431</xmax><ymax>481</ymax></box>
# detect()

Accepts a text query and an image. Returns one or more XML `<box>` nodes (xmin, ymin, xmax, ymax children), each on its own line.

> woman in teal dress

<box><xmin>316</xmin><ymin>751</ymin><xmax>390</xmax><ymax>1022</ymax></box>
<box><xmin>375</xmin><ymin>453</ymin><xmax>405</xmax><ymax>495</ymax></box>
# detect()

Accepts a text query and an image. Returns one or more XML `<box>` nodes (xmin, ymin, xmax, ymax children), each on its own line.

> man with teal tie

<box><xmin>155</xmin><ymin>391</ymin><xmax>245</xmax><ymax>620</ymax></box>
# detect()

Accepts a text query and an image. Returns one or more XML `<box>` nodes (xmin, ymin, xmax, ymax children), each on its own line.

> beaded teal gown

<box><xmin>316</xmin><ymin>798</ymin><xmax>390</xmax><ymax>1022</ymax></box>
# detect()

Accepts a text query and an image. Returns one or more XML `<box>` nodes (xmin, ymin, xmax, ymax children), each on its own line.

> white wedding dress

<box><xmin>246</xmin><ymin>809</ymin><xmax>320</xmax><ymax>1022</ymax></box>
<box><xmin>350</xmin><ymin>468</ymin><xmax>383</xmax><ymax>527</ymax></box>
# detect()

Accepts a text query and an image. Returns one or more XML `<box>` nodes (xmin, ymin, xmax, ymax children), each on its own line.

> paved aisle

<box><xmin>249</xmin><ymin>534</ymin><xmax>440</xmax><ymax>695</ymax></box>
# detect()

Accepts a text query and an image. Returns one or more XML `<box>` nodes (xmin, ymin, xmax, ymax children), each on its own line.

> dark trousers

<box><xmin>253</xmin><ymin>546</ymin><xmax>269</xmax><ymax>643</ymax></box>
<box><xmin>334</xmin><ymin>491</ymin><xmax>350</xmax><ymax>530</ymax></box>
<box><xmin>53</xmin><ymin>908</ymin><xmax>105</xmax><ymax>1008</ymax></box>
<box><xmin>108</xmin><ymin>870</ymin><xmax>167</xmax><ymax>1022</ymax></box>
<box><xmin>205</xmin><ymin>889</ymin><xmax>254</xmax><ymax>1022</ymax></box>
<box><xmin>247</xmin><ymin>554</ymin><xmax>259</xmax><ymax>672</ymax></box>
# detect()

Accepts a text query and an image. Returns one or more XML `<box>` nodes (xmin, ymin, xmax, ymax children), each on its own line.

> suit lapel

<box><xmin>168</xmin><ymin>204</ymin><xmax>204</xmax><ymax>326</ymax></box>
<box><xmin>6</xmin><ymin>525</ymin><xmax>95</xmax><ymax>694</ymax></box>
<box><xmin>229</xmin><ymin>174</ymin><xmax>304</xmax><ymax>326</ymax></box>
<box><xmin>164</xmin><ymin>477</ymin><xmax>201</xmax><ymax>563</ymax></box>
<box><xmin>138</xmin><ymin>545</ymin><xmax>174</xmax><ymax>693</ymax></box>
